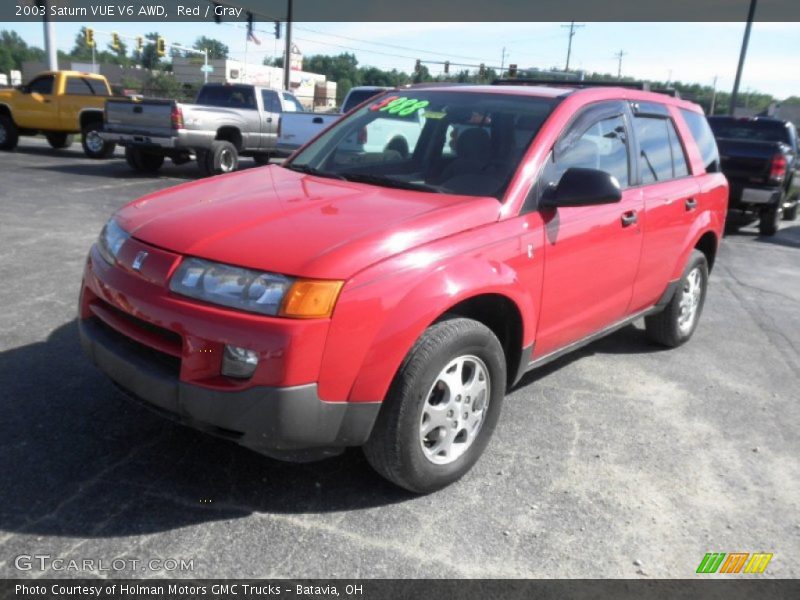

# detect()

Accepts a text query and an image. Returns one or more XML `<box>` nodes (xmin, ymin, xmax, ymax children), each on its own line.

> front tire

<box><xmin>81</xmin><ymin>122</ymin><xmax>115</xmax><ymax>159</ymax></box>
<box><xmin>363</xmin><ymin>317</ymin><xmax>506</xmax><ymax>494</ymax></box>
<box><xmin>45</xmin><ymin>132</ymin><xmax>73</xmax><ymax>149</ymax></box>
<box><xmin>645</xmin><ymin>250</ymin><xmax>709</xmax><ymax>347</ymax></box>
<box><xmin>0</xmin><ymin>114</ymin><xmax>19</xmax><ymax>150</ymax></box>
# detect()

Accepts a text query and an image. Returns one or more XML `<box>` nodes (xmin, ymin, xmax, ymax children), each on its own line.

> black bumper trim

<box><xmin>79</xmin><ymin>318</ymin><xmax>380</xmax><ymax>462</ymax></box>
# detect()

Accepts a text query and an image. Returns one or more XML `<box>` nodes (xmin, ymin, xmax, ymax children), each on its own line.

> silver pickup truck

<box><xmin>102</xmin><ymin>83</ymin><xmax>304</xmax><ymax>176</ymax></box>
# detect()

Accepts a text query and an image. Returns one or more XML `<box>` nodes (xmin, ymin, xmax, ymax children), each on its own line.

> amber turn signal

<box><xmin>280</xmin><ymin>280</ymin><xmax>344</xmax><ymax>319</ymax></box>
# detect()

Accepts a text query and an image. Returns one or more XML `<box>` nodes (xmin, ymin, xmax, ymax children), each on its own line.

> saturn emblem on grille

<box><xmin>132</xmin><ymin>250</ymin><xmax>148</xmax><ymax>271</ymax></box>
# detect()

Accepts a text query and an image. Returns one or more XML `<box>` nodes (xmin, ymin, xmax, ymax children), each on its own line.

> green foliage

<box><xmin>0</xmin><ymin>45</ymin><xmax>14</xmax><ymax>75</ymax></box>
<box><xmin>193</xmin><ymin>37</ymin><xmax>229</xmax><ymax>60</ymax></box>
<box><xmin>0</xmin><ymin>30</ymin><xmax>45</xmax><ymax>71</ymax></box>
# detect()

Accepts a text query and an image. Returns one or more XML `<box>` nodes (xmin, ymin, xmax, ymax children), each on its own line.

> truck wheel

<box><xmin>252</xmin><ymin>153</ymin><xmax>271</xmax><ymax>166</ymax></box>
<box><xmin>0</xmin><ymin>114</ymin><xmax>19</xmax><ymax>150</ymax></box>
<box><xmin>363</xmin><ymin>317</ymin><xmax>506</xmax><ymax>494</ymax></box>
<box><xmin>758</xmin><ymin>205</ymin><xmax>781</xmax><ymax>236</ymax></box>
<box><xmin>81</xmin><ymin>122</ymin><xmax>115</xmax><ymax>159</ymax></box>
<box><xmin>125</xmin><ymin>147</ymin><xmax>164</xmax><ymax>173</ymax></box>
<box><xmin>206</xmin><ymin>140</ymin><xmax>239</xmax><ymax>175</ymax></box>
<box><xmin>645</xmin><ymin>250</ymin><xmax>708</xmax><ymax>348</ymax></box>
<box><xmin>196</xmin><ymin>150</ymin><xmax>212</xmax><ymax>177</ymax></box>
<box><xmin>782</xmin><ymin>201</ymin><xmax>798</xmax><ymax>221</ymax></box>
<box><xmin>45</xmin><ymin>132</ymin><xmax>73</xmax><ymax>149</ymax></box>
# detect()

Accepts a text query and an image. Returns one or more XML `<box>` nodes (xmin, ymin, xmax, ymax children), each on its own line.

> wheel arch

<box><xmin>694</xmin><ymin>230</ymin><xmax>718</xmax><ymax>272</ymax></box>
<box><xmin>319</xmin><ymin>259</ymin><xmax>536</xmax><ymax>404</ymax></box>
<box><xmin>215</xmin><ymin>126</ymin><xmax>243</xmax><ymax>151</ymax></box>
<box><xmin>0</xmin><ymin>103</ymin><xmax>13</xmax><ymax>120</ymax></box>
<box><xmin>79</xmin><ymin>108</ymin><xmax>103</xmax><ymax>129</ymax></box>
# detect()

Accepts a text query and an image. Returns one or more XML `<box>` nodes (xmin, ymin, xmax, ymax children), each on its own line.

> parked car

<box><xmin>0</xmin><ymin>70</ymin><xmax>116</xmax><ymax>158</ymax></box>
<box><xmin>79</xmin><ymin>83</ymin><xmax>727</xmax><ymax>493</ymax></box>
<box><xmin>101</xmin><ymin>83</ymin><xmax>304</xmax><ymax>176</ymax></box>
<box><xmin>708</xmin><ymin>115</ymin><xmax>798</xmax><ymax>235</ymax></box>
<box><xmin>276</xmin><ymin>86</ymin><xmax>399</xmax><ymax>155</ymax></box>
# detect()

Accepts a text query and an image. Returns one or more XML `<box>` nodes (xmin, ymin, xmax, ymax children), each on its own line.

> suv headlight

<box><xmin>97</xmin><ymin>218</ymin><xmax>130</xmax><ymax>264</ymax></box>
<box><xmin>169</xmin><ymin>257</ymin><xmax>343</xmax><ymax>318</ymax></box>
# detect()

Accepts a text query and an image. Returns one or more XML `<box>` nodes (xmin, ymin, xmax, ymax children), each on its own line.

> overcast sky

<box><xmin>7</xmin><ymin>21</ymin><xmax>800</xmax><ymax>99</ymax></box>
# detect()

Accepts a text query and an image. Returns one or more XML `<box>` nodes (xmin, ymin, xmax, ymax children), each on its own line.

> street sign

<box><xmin>200</xmin><ymin>65</ymin><xmax>214</xmax><ymax>73</ymax></box>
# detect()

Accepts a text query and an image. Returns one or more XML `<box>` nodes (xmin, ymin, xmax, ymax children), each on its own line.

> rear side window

<box><xmin>634</xmin><ymin>116</ymin><xmax>690</xmax><ymax>182</ymax></box>
<box><xmin>282</xmin><ymin>92</ymin><xmax>304</xmax><ymax>113</ymax></box>
<box><xmin>65</xmin><ymin>77</ymin><xmax>108</xmax><ymax>96</ymax></box>
<box><xmin>680</xmin><ymin>109</ymin><xmax>720</xmax><ymax>173</ymax></box>
<box><xmin>634</xmin><ymin>117</ymin><xmax>673</xmax><ymax>183</ymax></box>
<box><xmin>197</xmin><ymin>86</ymin><xmax>256</xmax><ymax>109</ymax></box>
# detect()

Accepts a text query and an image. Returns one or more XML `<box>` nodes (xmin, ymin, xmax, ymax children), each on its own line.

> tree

<box><xmin>0</xmin><ymin>45</ymin><xmax>14</xmax><ymax>75</ymax></box>
<box><xmin>194</xmin><ymin>36</ymin><xmax>229</xmax><ymax>60</ymax></box>
<box><xmin>70</xmin><ymin>27</ymin><xmax>94</xmax><ymax>62</ymax></box>
<box><xmin>263</xmin><ymin>56</ymin><xmax>283</xmax><ymax>67</ymax></box>
<box><xmin>0</xmin><ymin>30</ymin><xmax>45</xmax><ymax>71</ymax></box>
<box><xmin>139</xmin><ymin>32</ymin><xmax>163</xmax><ymax>70</ymax></box>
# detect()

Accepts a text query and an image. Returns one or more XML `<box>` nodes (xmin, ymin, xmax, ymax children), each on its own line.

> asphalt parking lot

<box><xmin>1</xmin><ymin>137</ymin><xmax>798</xmax><ymax>579</ymax></box>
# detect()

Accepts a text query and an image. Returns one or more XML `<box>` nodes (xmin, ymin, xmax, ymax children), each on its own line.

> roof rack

<box><xmin>492</xmin><ymin>78</ymin><xmax>651</xmax><ymax>90</ymax></box>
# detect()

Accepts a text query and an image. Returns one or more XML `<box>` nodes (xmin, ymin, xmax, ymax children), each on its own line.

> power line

<box><xmin>561</xmin><ymin>21</ymin><xmax>584</xmax><ymax>71</ymax></box>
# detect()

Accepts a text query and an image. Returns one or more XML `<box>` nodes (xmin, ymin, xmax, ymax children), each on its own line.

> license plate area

<box><xmin>741</xmin><ymin>188</ymin><xmax>776</xmax><ymax>204</ymax></box>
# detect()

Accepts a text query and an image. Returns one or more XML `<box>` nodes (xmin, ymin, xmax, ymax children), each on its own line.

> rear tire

<box><xmin>758</xmin><ymin>204</ymin><xmax>781</xmax><ymax>236</ymax></box>
<box><xmin>81</xmin><ymin>122</ymin><xmax>115</xmax><ymax>159</ymax></box>
<box><xmin>782</xmin><ymin>201</ymin><xmax>798</xmax><ymax>221</ymax></box>
<box><xmin>205</xmin><ymin>140</ymin><xmax>239</xmax><ymax>175</ymax></box>
<box><xmin>45</xmin><ymin>132</ymin><xmax>73</xmax><ymax>149</ymax></box>
<box><xmin>196</xmin><ymin>149</ymin><xmax>212</xmax><ymax>177</ymax></box>
<box><xmin>645</xmin><ymin>250</ymin><xmax>708</xmax><ymax>348</ymax></box>
<box><xmin>124</xmin><ymin>147</ymin><xmax>164</xmax><ymax>173</ymax></box>
<box><xmin>0</xmin><ymin>114</ymin><xmax>19</xmax><ymax>150</ymax></box>
<box><xmin>363</xmin><ymin>317</ymin><xmax>506</xmax><ymax>494</ymax></box>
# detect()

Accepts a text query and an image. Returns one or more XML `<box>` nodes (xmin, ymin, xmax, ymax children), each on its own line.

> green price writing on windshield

<box><xmin>370</xmin><ymin>96</ymin><xmax>430</xmax><ymax>116</ymax></box>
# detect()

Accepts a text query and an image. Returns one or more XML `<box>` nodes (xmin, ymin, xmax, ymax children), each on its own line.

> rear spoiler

<box><xmin>492</xmin><ymin>78</ymin><xmax>681</xmax><ymax>98</ymax></box>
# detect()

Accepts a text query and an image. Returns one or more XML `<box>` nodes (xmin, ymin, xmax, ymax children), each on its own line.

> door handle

<box><xmin>265</xmin><ymin>117</ymin><xmax>273</xmax><ymax>123</ymax></box>
<box><xmin>42</xmin><ymin>99</ymin><xmax>51</xmax><ymax>103</ymax></box>
<box><xmin>621</xmin><ymin>210</ymin><xmax>638</xmax><ymax>227</ymax></box>
<box><xmin>685</xmin><ymin>198</ymin><xmax>698</xmax><ymax>211</ymax></box>
<box><xmin>312</xmin><ymin>116</ymin><xmax>324</xmax><ymax>124</ymax></box>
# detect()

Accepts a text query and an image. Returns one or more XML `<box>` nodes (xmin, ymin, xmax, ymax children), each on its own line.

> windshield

<box><xmin>286</xmin><ymin>90</ymin><xmax>557</xmax><ymax>199</ymax></box>
<box><xmin>708</xmin><ymin>118</ymin><xmax>790</xmax><ymax>144</ymax></box>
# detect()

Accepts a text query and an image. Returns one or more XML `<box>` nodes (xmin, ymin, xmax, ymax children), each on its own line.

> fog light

<box><xmin>221</xmin><ymin>345</ymin><xmax>259</xmax><ymax>379</ymax></box>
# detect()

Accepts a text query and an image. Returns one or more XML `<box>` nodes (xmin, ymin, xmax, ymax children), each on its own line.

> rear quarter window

<box><xmin>680</xmin><ymin>109</ymin><xmax>720</xmax><ymax>173</ymax></box>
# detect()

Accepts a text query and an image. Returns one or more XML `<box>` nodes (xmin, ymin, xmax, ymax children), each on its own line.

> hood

<box><xmin>115</xmin><ymin>165</ymin><xmax>501</xmax><ymax>280</ymax></box>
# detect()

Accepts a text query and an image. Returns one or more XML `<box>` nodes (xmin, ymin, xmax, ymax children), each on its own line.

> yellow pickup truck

<box><xmin>0</xmin><ymin>70</ymin><xmax>116</xmax><ymax>158</ymax></box>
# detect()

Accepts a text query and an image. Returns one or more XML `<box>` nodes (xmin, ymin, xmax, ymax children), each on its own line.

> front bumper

<box><xmin>79</xmin><ymin>317</ymin><xmax>380</xmax><ymax>461</ymax></box>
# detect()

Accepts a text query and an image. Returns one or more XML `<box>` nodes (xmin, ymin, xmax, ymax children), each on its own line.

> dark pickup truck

<box><xmin>708</xmin><ymin>116</ymin><xmax>798</xmax><ymax>235</ymax></box>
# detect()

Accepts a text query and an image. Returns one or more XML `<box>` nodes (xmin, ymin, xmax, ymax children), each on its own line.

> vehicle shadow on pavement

<box><xmin>515</xmin><ymin>323</ymin><xmax>665</xmax><ymax>388</ymax></box>
<box><xmin>724</xmin><ymin>223</ymin><xmax>800</xmax><ymax>249</ymax></box>
<box><xmin>0</xmin><ymin>320</ymin><xmax>413</xmax><ymax>539</ymax></box>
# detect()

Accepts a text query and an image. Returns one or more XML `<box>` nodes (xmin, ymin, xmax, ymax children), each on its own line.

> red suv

<box><xmin>79</xmin><ymin>83</ymin><xmax>727</xmax><ymax>493</ymax></box>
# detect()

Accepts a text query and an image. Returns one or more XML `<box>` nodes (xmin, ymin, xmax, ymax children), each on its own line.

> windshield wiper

<box><xmin>283</xmin><ymin>164</ymin><xmax>346</xmax><ymax>180</ymax></box>
<box><xmin>339</xmin><ymin>173</ymin><xmax>441</xmax><ymax>194</ymax></box>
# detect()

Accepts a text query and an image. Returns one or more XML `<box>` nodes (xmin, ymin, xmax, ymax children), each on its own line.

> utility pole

<box><xmin>500</xmin><ymin>47</ymin><xmax>508</xmax><ymax>76</ymax></box>
<box><xmin>729</xmin><ymin>0</ymin><xmax>757</xmax><ymax>116</ymax></box>
<box><xmin>614</xmin><ymin>49</ymin><xmax>627</xmax><ymax>79</ymax></box>
<box><xmin>282</xmin><ymin>0</ymin><xmax>293</xmax><ymax>91</ymax></box>
<box><xmin>561</xmin><ymin>21</ymin><xmax>584</xmax><ymax>71</ymax></box>
<box><xmin>37</xmin><ymin>1</ymin><xmax>58</xmax><ymax>71</ymax></box>
<box><xmin>710</xmin><ymin>75</ymin><xmax>718</xmax><ymax>115</ymax></box>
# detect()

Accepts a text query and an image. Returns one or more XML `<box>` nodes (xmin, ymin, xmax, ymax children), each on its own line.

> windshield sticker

<box><xmin>422</xmin><ymin>110</ymin><xmax>446</xmax><ymax>119</ymax></box>
<box><xmin>370</xmin><ymin>96</ymin><xmax>430</xmax><ymax>116</ymax></box>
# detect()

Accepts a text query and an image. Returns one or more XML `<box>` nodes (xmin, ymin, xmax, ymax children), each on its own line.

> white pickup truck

<box><xmin>276</xmin><ymin>86</ymin><xmax>425</xmax><ymax>158</ymax></box>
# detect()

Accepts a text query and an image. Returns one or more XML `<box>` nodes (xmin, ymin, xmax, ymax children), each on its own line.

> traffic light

<box><xmin>136</xmin><ymin>36</ymin><xmax>143</xmax><ymax>53</ymax></box>
<box><xmin>415</xmin><ymin>59</ymin><xmax>421</xmax><ymax>73</ymax></box>
<box><xmin>508</xmin><ymin>64</ymin><xmax>518</xmax><ymax>78</ymax></box>
<box><xmin>84</xmin><ymin>28</ymin><xmax>95</xmax><ymax>48</ymax></box>
<box><xmin>111</xmin><ymin>32</ymin><xmax>120</xmax><ymax>50</ymax></box>
<box><xmin>479</xmin><ymin>63</ymin><xmax>486</xmax><ymax>77</ymax></box>
<box><xmin>444</xmin><ymin>61</ymin><xmax>450</xmax><ymax>74</ymax></box>
<box><xmin>156</xmin><ymin>37</ymin><xmax>166</xmax><ymax>57</ymax></box>
<box><xmin>274</xmin><ymin>21</ymin><xmax>281</xmax><ymax>40</ymax></box>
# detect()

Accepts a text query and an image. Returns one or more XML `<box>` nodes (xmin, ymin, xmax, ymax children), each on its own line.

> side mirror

<box><xmin>542</xmin><ymin>167</ymin><xmax>622</xmax><ymax>208</ymax></box>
